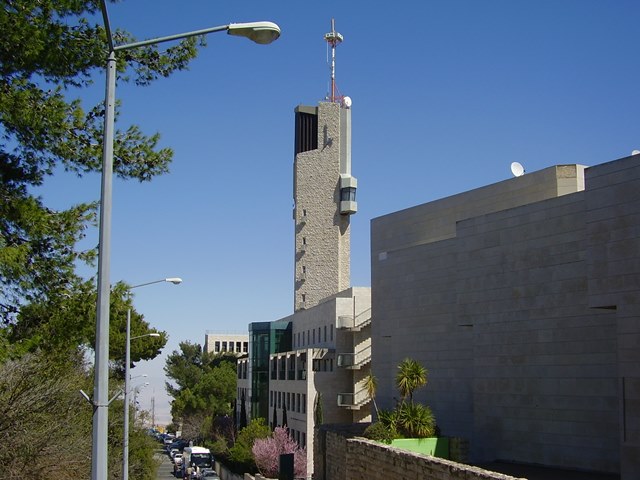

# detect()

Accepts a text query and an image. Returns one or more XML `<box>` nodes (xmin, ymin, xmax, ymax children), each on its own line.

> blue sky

<box><xmin>36</xmin><ymin>0</ymin><xmax>640</xmax><ymax>425</ymax></box>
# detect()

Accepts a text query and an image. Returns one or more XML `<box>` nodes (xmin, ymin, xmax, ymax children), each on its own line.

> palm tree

<box><xmin>364</xmin><ymin>373</ymin><xmax>379</xmax><ymax>417</ymax></box>
<box><xmin>395</xmin><ymin>358</ymin><xmax>427</xmax><ymax>404</ymax></box>
<box><xmin>397</xmin><ymin>402</ymin><xmax>435</xmax><ymax>438</ymax></box>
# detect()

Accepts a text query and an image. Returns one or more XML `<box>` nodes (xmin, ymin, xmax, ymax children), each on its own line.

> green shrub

<box><xmin>363</xmin><ymin>421</ymin><xmax>399</xmax><ymax>444</ymax></box>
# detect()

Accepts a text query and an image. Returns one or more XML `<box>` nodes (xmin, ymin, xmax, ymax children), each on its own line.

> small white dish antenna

<box><xmin>632</xmin><ymin>150</ymin><xmax>640</xmax><ymax>156</ymax></box>
<box><xmin>511</xmin><ymin>161</ymin><xmax>525</xmax><ymax>177</ymax></box>
<box><xmin>343</xmin><ymin>96</ymin><xmax>352</xmax><ymax>108</ymax></box>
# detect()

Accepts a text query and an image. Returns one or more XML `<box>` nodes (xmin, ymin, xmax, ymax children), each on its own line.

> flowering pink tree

<box><xmin>252</xmin><ymin>427</ymin><xmax>306</xmax><ymax>478</ymax></box>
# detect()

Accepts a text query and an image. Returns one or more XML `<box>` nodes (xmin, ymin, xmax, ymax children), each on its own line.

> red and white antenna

<box><xmin>324</xmin><ymin>18</ymin><xmax>343</xmax><ymax>103</ymax></box>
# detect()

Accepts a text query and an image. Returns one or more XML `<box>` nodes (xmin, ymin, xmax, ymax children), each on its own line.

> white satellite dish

<box><xmin>511</xmin><ymin>161</ymin><xmax>525</xmax><ymax>177</ymax></box>
<box><xmin>632</xmin><ymin>150</ymin><xmax>640</xmax><ymax>156</ymax></box>
<box><xmin>343</xmin><ymin>96</ymin><xmax>352</xmax><ymax>108</ymax></box>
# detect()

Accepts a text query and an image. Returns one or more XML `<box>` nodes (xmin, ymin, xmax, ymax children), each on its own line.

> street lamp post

<box><xmin>123</xmin><ymin>278</ymin><xmax>182</xmax><ymax>480</ymax></box>
<box><xmin>92</xmin><ymin>3</ymin><xmax>280</xmax><ymax>480</ymax></box>
<box><xmin>132</xmin><ymin>382</ymin><xmax>149</xmax><ymax>425</ymax></box>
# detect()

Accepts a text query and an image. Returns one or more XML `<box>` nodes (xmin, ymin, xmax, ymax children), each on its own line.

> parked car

<box><xmin>173</xmin><ymin>454</ymin><xmax>184</xmax><ymax>476</ymax></box>
<box><xmin>169</xmin><ymin>448</ymin><xmax>180</xmax><ymax>459</ymax></box>
<box><xmin>198</xmin><ymin>468</ymin><xmax>219</xmax><ymax>479</ymax></box>
<box><xmin>168</xmin><ymin>438</ymin><xmax>190</xmax><ymax>452</ymax></box>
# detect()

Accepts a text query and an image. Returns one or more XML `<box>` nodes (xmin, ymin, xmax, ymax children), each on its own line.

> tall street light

<box><xmin>92</xmin><ymin>3</ymin><xmax>280</xmax><ymax>480</ymax></box>
<box><xmin>123</xmin><ymin>278</ymin><xmax>182</xmax><ymax>480</ymax></box>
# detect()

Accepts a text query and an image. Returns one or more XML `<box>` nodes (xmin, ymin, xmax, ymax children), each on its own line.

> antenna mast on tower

<box><xmin>324</xmin><ymin>18</ymin><xmax>343</xmax><ymax>103</ymax></box>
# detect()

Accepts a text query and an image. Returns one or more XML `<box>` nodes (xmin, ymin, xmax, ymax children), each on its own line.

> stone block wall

<box><xmin>314</xmin><ymin>425</ymin><xmax>524</xmax><ymax>480</ymax></box>
<box><xmin>370</xmin><ymin>158</ymin><xmax>640</xmax><ymax>476</ymax></box>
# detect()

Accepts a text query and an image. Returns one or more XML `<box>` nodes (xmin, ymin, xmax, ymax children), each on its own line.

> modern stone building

<box><xmin>370</xmin><ymin>155</ymin><xmax>640</xmax><ymax>479</ymax></box>
<box><xmin>203</xmin><ymin>332</ymin><xmax>248</xmax><ymax>356</ymax></box>
<box><xmin>237</xmin><ymin>100</ymin><xmax>371</xmax><ymax>477</ymax></box>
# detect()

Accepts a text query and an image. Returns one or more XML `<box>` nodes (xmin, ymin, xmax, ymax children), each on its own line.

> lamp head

<box><xmin>165</xmin><ymin>277</ymin><xmax>183</xmax><ymax>285</ymax></box>
<box><xmin>228</xmin><ymin>21</ymin><xmax>281</xmax><ymax>44</ymax></box>
<box><xmin>149</xmin><ymin>333</ymin><xmax>161</xmax><ymax>338</ymax></box>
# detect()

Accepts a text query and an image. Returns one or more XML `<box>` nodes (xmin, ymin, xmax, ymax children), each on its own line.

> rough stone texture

<box><xmin>314</xmin><ymin>425</ymin><xmax>525</xmax><ymax>480</ymax></box>
<box><xmin>371</xmin><ymin>156</ymin><xmax>640</xmax><ymax>478</ymax></box>
<box><xmin>294</xmin><ymin>102</ymin><xmax>351</xmax><ymax>311</ymax></box>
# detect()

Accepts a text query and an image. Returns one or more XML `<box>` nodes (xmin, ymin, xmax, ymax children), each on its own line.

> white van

<box><xmin>181</xmin><ymin>446</ymin><xmax>213</xmax><ymax>478</ymax></box>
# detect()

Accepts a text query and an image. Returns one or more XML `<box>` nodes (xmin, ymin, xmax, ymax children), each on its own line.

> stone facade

<box><xmin>370</xmin><ymin>156</ymin><xmax>640</xmax><ymax>478</ymax></box>
<box><xmin>265</xmin><ymin>287</ymin><xmax>372</xmax><ymax>476</ymax></box>
<box><xmin>204</xmin><ymin>332</ymin><xmax>248</xmax><ymax>355</ymax></box>
<box><xmin>293</xmin><ymin>102</ymin><xmax>353</xmax><ymax>311</ymax></box>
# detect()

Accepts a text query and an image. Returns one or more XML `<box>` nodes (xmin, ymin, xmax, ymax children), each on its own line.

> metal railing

<box><xmin>337</xmin><ymin>388</ymin><xmax>370</xmax><ymax>408</ymax></box>
<box><xmin>337</xmin><ymin>307</ymin><xmax>372</xmax><ymax>331</ymax></box>
<box><xmin>337</xmin><ymin>344</ymin><xmax>371</xmax><ymax>369</ymax></box>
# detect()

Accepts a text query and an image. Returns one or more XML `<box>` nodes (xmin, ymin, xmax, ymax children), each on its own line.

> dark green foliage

<box><xmin>2</xmin><ymin>279</ymin><xmax>167</xmax><ymax>370</ymax></box>
<box><xmin>240</xmin><ymin>390</ymin><xmax>247</xmax><ymax>429</ymax></box>
<box><xmin>127</xmin><ymin>427</ymin><xmax>162</xmax><ymax>480</ymax></box>
<box><xmin>0</xmin><ymin>0</ymin><xmax>204</xmax><ymax>323</ymax></box>
<box><xmin>0</xmin><ymin>3</ymin><xmax>208</xmax><ymax>477</ymax></box>
<box><xmin>165</xmin><ymin>344</ymin><xmax>238</xmax><ymax>438</ymax></box>
<box><xmin>227</xmin><ymin>418</ymin><xmax>271</xmax><ymax>474</ymax></box>
<box><xmin>363</xmin><ymin>421</ymin><xmax>399</xmax><ymax>444</ymax></box>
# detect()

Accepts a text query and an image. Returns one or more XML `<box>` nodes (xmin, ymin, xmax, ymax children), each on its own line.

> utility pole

<box><xmin>151</xmin><ymin>395</ymin><xmax>156</xmax><ymax>429</ymax></box>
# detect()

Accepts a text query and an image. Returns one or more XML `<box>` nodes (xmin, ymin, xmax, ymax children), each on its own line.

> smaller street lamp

<box><xmin>132</xmin><ymin>382</ymin><xmax>150</xmax><ymax>424</ymax></box>
<box><xmin>123</xmin><ymin>278</ymin><xmax>181</xmax><ymax>480</ymax></box>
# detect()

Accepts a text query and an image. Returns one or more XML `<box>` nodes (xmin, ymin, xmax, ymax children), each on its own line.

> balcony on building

<box><xmin>339</xmin><ymin>174</ymin><xmax>357</xmax><ymax>215</ymax></box>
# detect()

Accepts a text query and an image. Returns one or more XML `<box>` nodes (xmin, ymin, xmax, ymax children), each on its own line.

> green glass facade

<box><xmin>249</xmin><ymin>320</ymin><xmax>291</xmax><ymax>421</ymax></box>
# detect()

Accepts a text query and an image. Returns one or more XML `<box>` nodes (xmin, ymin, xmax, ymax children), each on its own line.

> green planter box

<box><xmin>391</xmin><ymin>437</ymin><xmax>449</xmax><ymax>459</ymax></box>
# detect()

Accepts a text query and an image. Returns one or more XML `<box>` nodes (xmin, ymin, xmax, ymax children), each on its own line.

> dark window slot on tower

<box><xmin>295</xmin><ymin>111</ymin><xmax>318</xmax><ymax>153</ymax></box>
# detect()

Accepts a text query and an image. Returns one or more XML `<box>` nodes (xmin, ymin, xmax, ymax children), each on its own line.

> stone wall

<box><xmin>314</xmin><ymin>425</ymin><xmax>524</xmax><ymax>480</ymax></box>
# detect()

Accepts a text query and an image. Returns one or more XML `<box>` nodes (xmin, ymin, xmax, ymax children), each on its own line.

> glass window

<box><xmin>341</xmin><ymin>187</ymin><xmax>356</xmax><ymax>201</ymax></box>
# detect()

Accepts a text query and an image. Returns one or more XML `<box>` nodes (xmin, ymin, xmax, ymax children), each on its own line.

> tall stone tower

<box><xmin>293</xmin><ymin>100</ymin><xmax>357</xmax><ymax>311</ymax></box>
